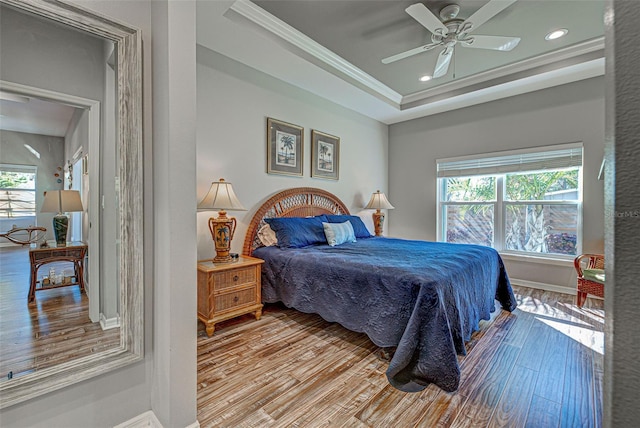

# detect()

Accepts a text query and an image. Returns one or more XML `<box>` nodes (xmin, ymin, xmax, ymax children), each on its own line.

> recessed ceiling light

<box><xmin>545</xmin><ymin>29</ymin><xmax>568</xmax><ymax>41</ymax></box>
<box><xmin>419</xmin><ymin>75</ymin><xmax>432</xmax><ymax>82</ymax></box>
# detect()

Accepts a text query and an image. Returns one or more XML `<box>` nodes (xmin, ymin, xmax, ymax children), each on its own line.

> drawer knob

<box><xmin>233</xmin><ymin>275</ymin><xmax>239</xmax><ymax>282</ymax></box>
<box><xmin>234</xmin><ymin>296</ymin><xmax>239</xmax><ymax>302</ymax></box>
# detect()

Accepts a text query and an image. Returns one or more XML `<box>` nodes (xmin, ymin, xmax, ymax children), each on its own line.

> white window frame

<box><xmin>436</xmin><ymin>143</ymin><xmax>583</xmax><ymax>260</ymax></box>
<box><xmin>0</xmin><ymin>164</ymin><xmax>38</xmax><ymax>219</ymax></box>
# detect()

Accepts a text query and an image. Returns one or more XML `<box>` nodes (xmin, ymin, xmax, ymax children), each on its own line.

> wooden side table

<box><xmin>197</xmin><ymin>255</ymin><xmax>264</xmax><ymax>337</ymax></box>
<box><xmin>28</xmin><ymin>241</ymin><xmax>87</xmax><ymax>303</ymax></box>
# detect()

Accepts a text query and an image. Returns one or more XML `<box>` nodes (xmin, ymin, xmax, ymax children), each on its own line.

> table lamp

<box><xmin>40</xmin><ymin>190</ymin><xmax>84</xmax><ymax>246</ymax></box>
<box><xmin>364</xmin><ymin>190</ymin><xmax>394</xmax><ymax>236</ymax></box>
<box><xmin>198</xmin><ymin>178</ymin><xmax>246</xmax><ymax>263</ymax></box>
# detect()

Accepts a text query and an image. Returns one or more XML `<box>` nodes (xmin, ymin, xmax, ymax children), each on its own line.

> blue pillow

<box><xmin>323</xmin><ymin>221</ymin><xmax>356</xmax><ymax>246</ymax></box>
<box><xmin>326</xmin><ymin>215</ymin><xmax>372</xmax><ymax>238</ymax></box>
<box><xmin>265</xmin><ymin>215</ymin><xmax>328</xmax><ymax>248</ymax></box>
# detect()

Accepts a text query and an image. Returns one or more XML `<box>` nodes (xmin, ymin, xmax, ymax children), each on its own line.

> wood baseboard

<box><xmin>113</xmin><ymin>410</ymin><xmax>200</xmax><ymax>428</ymax></box>
<box><xmin>100</xmin><ymin>313</ymin><xmax>120</xmax><ymax>330</ymax></box>
<box><xmin>113</xmin><ymin>411</ymin><xmax>163</xmax><ymax>428</ymax></box>
<box><xmin>510</xmin><ymin>277</ymin><xmax>604</xmax><ymax>300</ymax></box>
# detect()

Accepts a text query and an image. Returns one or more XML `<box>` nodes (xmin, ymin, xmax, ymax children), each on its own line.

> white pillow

<box><xmin>323</xmin><ymin>221</ymin><xmax>356</xmax><ymax>247</ymax></box>
<box><xmin>258</xmin><ymin>223</ymin><xmax>278</xmax><ymax>247</ymax></box>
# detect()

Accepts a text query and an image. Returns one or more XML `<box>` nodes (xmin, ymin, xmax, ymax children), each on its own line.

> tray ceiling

<box><xmin>199</xmin><ymin>1</ymin><xmax>606</xmax><ymax>124</ymax></box>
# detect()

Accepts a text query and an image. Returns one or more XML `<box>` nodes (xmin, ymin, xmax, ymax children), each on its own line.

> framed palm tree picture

<box><xmin>267</xmin><ymin>117</ymin><xmax>303</xmax><ymax>176</ymax></box>
<box><xmin>311</xmin><ymin>130</ymin><xmax>339</xmax><ymax>180</ymax></box>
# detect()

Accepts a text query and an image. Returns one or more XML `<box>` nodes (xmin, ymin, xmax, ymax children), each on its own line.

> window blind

<box><xmin>437</xmin><ymin>143</ymin><xmax>583</xmax><ymax>178</ymax></box>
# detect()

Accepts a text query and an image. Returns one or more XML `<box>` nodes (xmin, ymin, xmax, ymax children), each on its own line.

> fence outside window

<box><xmin>437</xmin><ymin>144</ymin><xmax>583</xmax><ymax>257</ymax></box>
<box><xmin>0</xmin><ymin>165</ymin><xmax>37</xmax><ymax>219</ymax></box>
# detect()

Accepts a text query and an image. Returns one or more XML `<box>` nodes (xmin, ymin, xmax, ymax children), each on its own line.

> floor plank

<box><xmin>197</xmin><ymin>285</ymin><xmax>604</xmax><ymax>428</ymax></box>
<box><xmin>0</xmin><ymin>246</ymin><xmax>119</xmax><ymax>381</ymax></box>
<box><xmin>526</xmin><ymin>394</ymin><xmax>561</xmax><ymax>428</ymax></box>
<box><xmin>560</xmin><ymin>339</ymin><xmax>597</xmax><ymax>428</ymax></box>
<box><xmin>487</xmin><ymin>364</ymin><xmax>537</xmax><ymax>428</ymax></box>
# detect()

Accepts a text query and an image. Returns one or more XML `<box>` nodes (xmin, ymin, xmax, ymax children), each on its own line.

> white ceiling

<box><xmin>0</xmin><ymin>94</ymin><xmax>76</xmax><ymax>137</ymax></box>
<box><xmin>196</xmin><ymin>0</ymin><xmax>605</xmax><ymax>124</ymax></box>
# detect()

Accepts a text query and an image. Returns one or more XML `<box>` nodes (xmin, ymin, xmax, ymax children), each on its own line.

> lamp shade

<box><xmin>41</xmin><ymin>190</ymin><xmax>84</xmax><ymax>213</ymax></box>
<box><xmin>197</xmin><ymin>178</ymin><xmax>246</xmax><ymax>211</ymax></box>
<box><xmin>364</xmin><ymin>190</ymin><xmax>394</xmax><ymax>210</ymax></box>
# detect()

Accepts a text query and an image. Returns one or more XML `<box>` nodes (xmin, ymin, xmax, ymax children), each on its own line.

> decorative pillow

<box><xmin>583</xmin><ymin>268</ymin><xmax>605</xmax><ymax>284</ymax></box>
<box><xmin>323</xmin><ymin>221</ymin><xmax>356</xmax><ymax>247</ymax></box>
<box><xmin>265</xmin><ymin>215</ymin><xmax>328</xmax><ymax>248</ymax></box>
<box><xmin>326</xmin><ymin>215</ymin><xmax>372</xmax><ymax>238</ymax></box>
<box><xmin>257</xmin><ymin>224</ymin><xmax>278</xmax><ymax>247</ymax></box>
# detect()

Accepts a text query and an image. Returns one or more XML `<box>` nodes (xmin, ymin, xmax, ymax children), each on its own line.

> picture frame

<box><xmin>267</xmin><ymin>117</ymin><xmax>304</xmax><ymax>176</ymax></box>
<box><xmin>311</xmin><ymin>130</ymin><xmax>340</xmax><ymax>180</ymax></box>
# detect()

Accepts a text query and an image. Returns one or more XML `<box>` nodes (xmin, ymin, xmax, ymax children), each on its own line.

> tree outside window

<box><xmin>0</xmin><ymin>167</ymin><xmax>37</xmax><ymax>219</ymax></box>
<box><xmin>439</xmin><ymin>167</ymin><xmax>581</xmax><ymax>256</ymax></box>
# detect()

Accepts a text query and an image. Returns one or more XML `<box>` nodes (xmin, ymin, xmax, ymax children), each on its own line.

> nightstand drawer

<box><xmin>214</xmin><ymin>287</ymin><xmax>257</xmax><ymax>313</ymax></box>
<box><xmin>198</xmin><ymin>256</ymin><xmax>264</xmax><ymax>337</ymax></box>
<box><xmin>212</xmin><ymin>266</ymin><xmax>257</xmax><ymax>291</ymax></box>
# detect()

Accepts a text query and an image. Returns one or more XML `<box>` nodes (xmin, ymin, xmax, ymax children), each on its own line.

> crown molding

<box><xmin>402</xmin><ymin>37</ymin><xmax>605</xmax><ymax>106</ymax></box>
<box><xmin>226</xmin><ymin>1</ymin><xmax>605</xmax><ymax>114</ymax></box>
<box><xmin>227</xmin><ymin>0</ymin><xmax>402</xmax><ymax>106</ymax></box>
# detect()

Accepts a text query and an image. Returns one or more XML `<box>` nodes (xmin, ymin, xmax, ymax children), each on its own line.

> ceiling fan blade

<box><xmin>381</xmin><ymin>43</ymin><xmax>440</xmax><ymax>64</ymax></box>
<box><xmin>405</xmin><ymin>3</ymin><xmax>449</xmax><ymax>36</ymax></box>
<box><xmin>433</xmin><ymin>48</ymin><xmax>453</xmax><ymax>78</ymax></box>
<box><xmin>461</xmin><ymin>0</ymin><xmax>518</xmax><ymax>34</ymax></box>
<box><xmin>460</xmin><ymin>35</ymin><xmax>520</xmax><ymax>51</ymax></box>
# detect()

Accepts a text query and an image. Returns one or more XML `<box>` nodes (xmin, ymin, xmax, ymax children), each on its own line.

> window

<box><xmin>437</xmin><ymin>144</ymin><xmax>582</xmax><ymax>257</ymax></box>
<box><xmin>0</xmin><ymin>164</ymin><xmax>37</xmax><ymax>219</ymax></box>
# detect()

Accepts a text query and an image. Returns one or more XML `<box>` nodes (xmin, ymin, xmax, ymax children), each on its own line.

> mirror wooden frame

<box><xmin>0</xmin><ymin>0</ymin><xmax>143</xmax><ymax>408</ymax></box>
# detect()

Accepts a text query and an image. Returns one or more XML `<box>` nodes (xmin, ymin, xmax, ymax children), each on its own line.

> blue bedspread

<box><xmin>253</xmin><ymin>237</ymin><xmax>517</xmax><ymax>392</ymax></box>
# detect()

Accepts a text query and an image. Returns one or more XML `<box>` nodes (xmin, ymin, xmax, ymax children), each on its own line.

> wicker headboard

<box><xmin>242</xmin><ymin>187</ymin><xmax>350</xmax><ymax>256</ymax></box>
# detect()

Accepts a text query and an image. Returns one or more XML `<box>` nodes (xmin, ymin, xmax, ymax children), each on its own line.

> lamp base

<box><xmin>213</xmin><ymin>251</ymin><xmax>232</xmax><ymax>263</ymax></box>
<box><xmin>53</xmin><ymin>214</ymin><xmax>69</xmax><ymax>246</ymax></box>
<box><xmin>372</xmin><ymin>210</ymin><xmax>385</xmax><ymax>237</ymax></box>
<box><xmin>209</xmin><ymin>212</ymin><xmax>237</xmax><ymax>263</ymax></box>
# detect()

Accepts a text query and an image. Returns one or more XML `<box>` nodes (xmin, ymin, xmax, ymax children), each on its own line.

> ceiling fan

<box><xmin>382</xmin><ymin>0</ymin><xmax>521</xmax><ymax>79</ymax></box>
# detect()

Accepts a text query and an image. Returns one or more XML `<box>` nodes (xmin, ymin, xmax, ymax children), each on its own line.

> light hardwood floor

<box><xmin>197</xmin><ymin>286</ymin><xmax>604</xmax><ymax>428</ymax></box>
<box><xmin>0</xmin><ymin>245</ymin><xmax>119</xmax><ymax>381</ymax></box>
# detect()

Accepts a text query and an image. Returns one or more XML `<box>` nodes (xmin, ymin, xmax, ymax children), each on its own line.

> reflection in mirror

<box><xmin>0</xmin><ymin>0</ymin><xmax>142</xmax><ymax>408</ymax></box>
<box><xmin>0</xmin><ymin>84</ymin><xmax>120</xmax><ymax>381</ymax></box>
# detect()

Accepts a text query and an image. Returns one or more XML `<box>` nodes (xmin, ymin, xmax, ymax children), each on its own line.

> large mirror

<box><xmin>0</xmin><ymin>0</ymin><xmax>142</xmax><ymax>408</ymax></box>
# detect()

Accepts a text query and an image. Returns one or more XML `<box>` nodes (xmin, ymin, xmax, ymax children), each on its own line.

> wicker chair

<box><xmin>574</xmin><ymin>254</ymin><xmax>605</xmax><ymax>307</ymax></box>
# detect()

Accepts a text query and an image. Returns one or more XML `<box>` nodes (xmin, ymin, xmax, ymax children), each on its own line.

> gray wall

<box><xmin>0</xmin><ymin>130</ymin><xmax>64</xmax><ymax>243</ymax></box>
<box><xmin>64</xmin><ymin>109</ymin><xmax>90</xmax><ymax>243</ymax></box>
<box><xmin>0</xmin><ymin>5</ymin><xmax>105</xmax><ymax>104</ymax></box>
<box><xmin>196</xmin><ymin>47</ymin><xmax>390</xmax><ymax>259</ymax></box>
<box><xmin>100</xmin><ymin>37</ymin><xmax>119</xmax><ymax>322</ymax></box>
<box><xmin>604</xmin><ymin>0</ymin><xmax>640</xmax><ymax>425</ymax></box>
<box><xmin>389</xmin><ymin>77</ymin><xmax>605</xmax><ymax>292</ymax></box>
<box><xmin>64</xmin><ymin>109</ymin><xmax>87</xmax><ymax>169</ymax></box>
<box><xmin>151</xmin><ymin>1</ymin><xmax>198</xmax><ymax>427</ymax></box>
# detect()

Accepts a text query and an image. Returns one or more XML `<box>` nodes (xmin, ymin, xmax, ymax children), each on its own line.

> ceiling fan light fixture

<box><xmin>439</xmin><ymin>4</ymin><xmax>460</xmax><ymax>21</ymax></box>
<box><xmin>545</xmin><ymin>28</ymin><xmax>568</xmax><ymax>41</ymax></box>
<box><xmin>419</xmin><ymin>75</ymin><xmax>432</xmax><ymax>82</ymax></box>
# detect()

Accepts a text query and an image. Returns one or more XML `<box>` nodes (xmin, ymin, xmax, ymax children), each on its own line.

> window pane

<box><xmin>444</xmin><ymin>204</ymin><xmax>494</xmax><ymax>247</ymax></box>
<box><xmin>444</xmin><ymin>176</ymin><xmax>496</xmax><ymax>202</ymax></box>
<box><xmin>504</xmin><ymin>204</ymin><xmax>578</xmax><ymax>255</ymax></box>
<box><xmin>0</xmin><ymin>170</ymin><xmax>37</xmax><ymax>218</ymax></box>
<box><xmin>505</xmin><ymin>169</ymin><xmax>579</xmax><ymax>201</ymax></box>
<box><xmin>0</xmin><ymin>189</ymin><xmax>36</xmax><ymax>218</ymax></box>
<box><xmin>0</xmin><ymin>171</ymin><xmax>36</xmax><ymax>189</ymax></box>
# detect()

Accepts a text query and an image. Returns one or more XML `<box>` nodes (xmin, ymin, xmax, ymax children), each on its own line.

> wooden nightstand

<box><xmin>197</xmin><ymin>255</ymin><xmax>264</xmax><ymax>337</ymax></box>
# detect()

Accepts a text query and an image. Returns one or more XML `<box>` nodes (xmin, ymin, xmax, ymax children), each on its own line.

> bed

<box><xmin>242</xmin><ymin>188</ymin><xmax>517</xmax><ymax>393</ymax></box>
